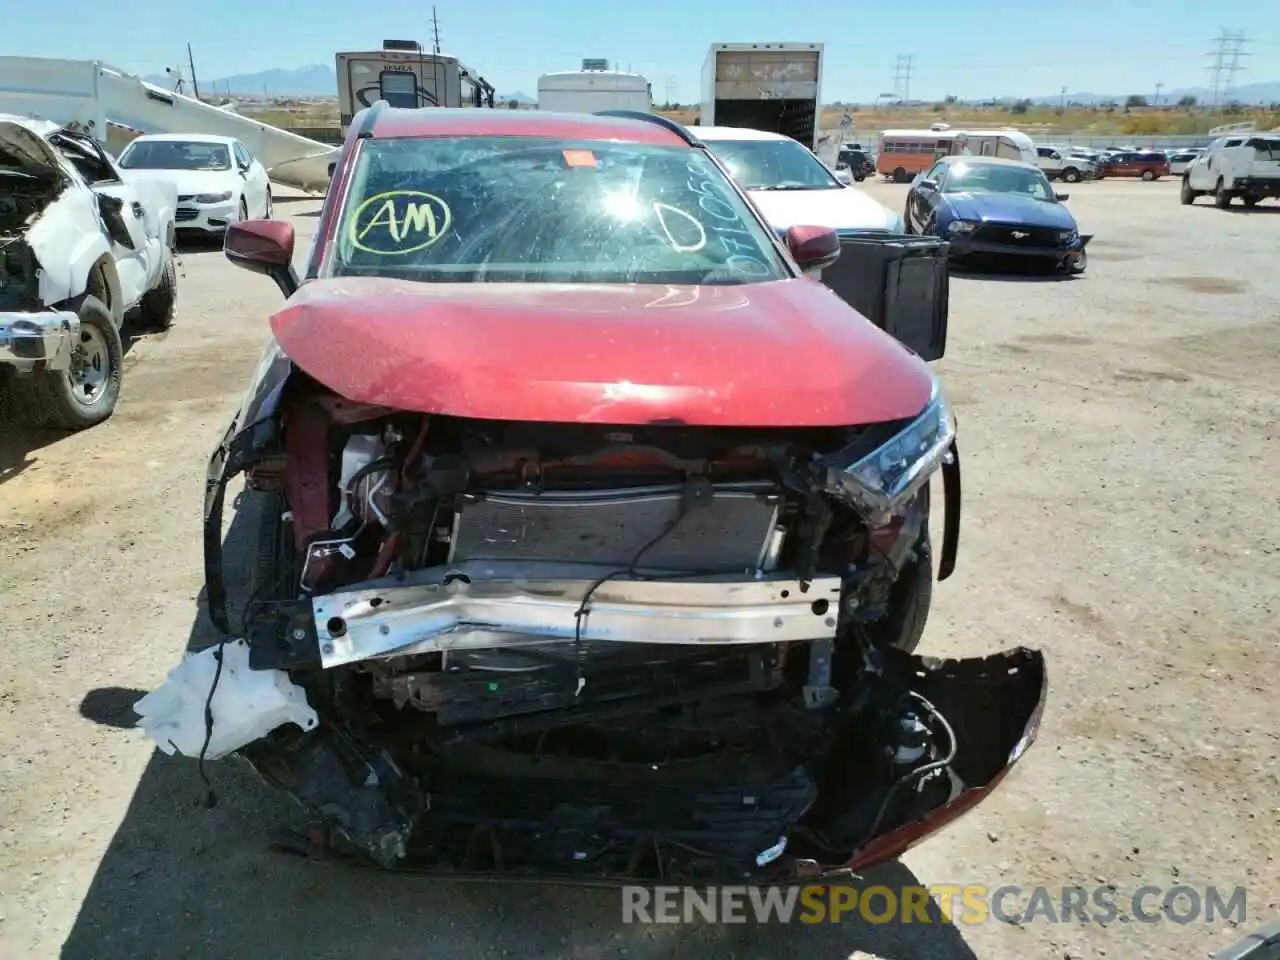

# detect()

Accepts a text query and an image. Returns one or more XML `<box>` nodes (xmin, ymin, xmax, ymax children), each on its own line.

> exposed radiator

<box><xmin>448</xmin><ymin>482</ymin><xmax>781</xmax><ymax>572</ymax></box>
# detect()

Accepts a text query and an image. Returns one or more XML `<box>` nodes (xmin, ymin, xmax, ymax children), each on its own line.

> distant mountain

<box><xmin>1029</xmin><ymin>81</ymin><xmax>1280</xmax><ymax>106</ymax></box>
<box><xmin>146</xmin><ymin>64</ymin><xmax>337</xmax><ymax>97</ymax></box>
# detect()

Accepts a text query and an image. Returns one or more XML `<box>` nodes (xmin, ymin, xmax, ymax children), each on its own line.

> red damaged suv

<box><xmin>136</xmin><ymin>106</ymin><xmax>1046</xmax><ymax>882</ymax></box>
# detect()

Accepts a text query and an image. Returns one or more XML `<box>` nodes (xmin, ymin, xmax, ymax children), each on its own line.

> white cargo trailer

<box><xmin>537</xmin><ymin>60</ymin><xmax>652</xmax><ymax>114</ymax></box>
<box><xmin>699</xmin><ymin>43</ymin><xmax>827</xmax><ymax>157</ymax></box>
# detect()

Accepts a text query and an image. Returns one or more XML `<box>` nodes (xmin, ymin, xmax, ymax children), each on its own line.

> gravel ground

<box><xmin>1</xmin><ymin>179</ymin><xmax>1276</xmax><ymax>960</ymax></box>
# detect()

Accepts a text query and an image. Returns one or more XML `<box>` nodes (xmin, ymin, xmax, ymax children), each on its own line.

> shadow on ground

<box><xmin>67</xmin><ymin>492</ymin><xmax>982</xmax><ymax>960</ymax></box>
<box><xmin>0</xmin><ymin>322</ymin><xmax>154</xmax><ymax>487</ymax></box>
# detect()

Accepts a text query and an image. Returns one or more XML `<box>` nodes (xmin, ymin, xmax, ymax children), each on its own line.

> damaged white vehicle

<box><xmin>0</xmin><ymin>115</ymin><xmax>178</xmax><ymax>429</ymax></box>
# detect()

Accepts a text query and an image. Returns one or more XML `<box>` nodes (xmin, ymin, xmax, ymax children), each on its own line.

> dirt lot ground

<box><xmin>1</xmin><ymin>180</ymin><xmax>1276</xmax><ymax>960</ymax></box>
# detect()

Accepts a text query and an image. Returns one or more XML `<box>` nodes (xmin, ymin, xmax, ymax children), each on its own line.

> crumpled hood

<box><xmin>0</xmin><ymin>117</ymin><xmax>68</xmax><ymax>180</ymax></box>
<box><xmin>747</xmin><ymin>186</ymin><xmax>900</xmax><ymax>232</ymax></box>
<box><xmin>270</xmin><ymin>277</ymin><xmax>934</xmax><ymax>427</ymax></box>
<box><xmin>943</xmin><ymin>191</ymin><xmax>1076</xmax><ymax>229</ymax></box>
<box><xmin>118</xmin><ymin>167</ymin><xmax>237</xmax><ymax>198</ymax></box>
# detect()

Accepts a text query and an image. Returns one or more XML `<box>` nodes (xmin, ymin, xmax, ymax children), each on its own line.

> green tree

<box><xmin>1125</xmin><ymin>94</ymin><xmax>1149</xmax><ymax>108</ymax></box>
<box><xmin>1178</xmin><ymin>95</ymin><xmax>1197</xmax><ymax>107</ymax></box>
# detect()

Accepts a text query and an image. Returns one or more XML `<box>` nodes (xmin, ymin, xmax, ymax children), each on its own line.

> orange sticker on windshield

<box><xmin>562</xmin><ymin>149</ymin><xmax>597</xmax><ymax>168</ymax></box>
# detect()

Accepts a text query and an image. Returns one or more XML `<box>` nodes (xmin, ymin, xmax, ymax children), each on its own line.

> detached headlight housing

<box><xmin>947</xmin><ymin>220</ymin><xmax>977</xmax><ymax>235</ymax></box>
<box><xmin>194</xmin><ymin>191</ymin><xmax>233</xmax><ymax>204</ymax></box>
<box><xmin>820</xmin><ymin>379</ymin><xmax>957</xmax><ymax>523</ymax></box>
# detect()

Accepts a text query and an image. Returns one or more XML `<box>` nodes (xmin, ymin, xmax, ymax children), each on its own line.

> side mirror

<box><xmin>1056</xmin><ymin>192</ymin><xmax>1070</xmax><ymax>201</ymax></box>
<box><xmin>785</xmin><ymin>224</ymin><xmax>841</xmax><ymax>270</ymax></box>
<box><xmin>225</xmin><ymin>219</ymin><xmax>299</xmax><ymax>298</ymax></box>
<box><xmin>918</xmin><ymin>178</ymin><xmax>938</xmax><ymax>190</ymax></box>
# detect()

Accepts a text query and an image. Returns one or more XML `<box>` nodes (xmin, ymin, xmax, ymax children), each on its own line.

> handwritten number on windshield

<box><xmin>684</xmin><ymin>161</ymin><xmax>772</xmax><ymax>278</ymax></box>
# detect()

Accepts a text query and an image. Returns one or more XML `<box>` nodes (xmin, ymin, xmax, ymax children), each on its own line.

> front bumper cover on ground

<box><xmin>232</xmin><ymin>644</ymin><xmax>1047</xmax><ymax>880</ymax></box>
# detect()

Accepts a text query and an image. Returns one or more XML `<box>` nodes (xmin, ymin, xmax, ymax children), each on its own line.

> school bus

<box><xmin>876</xmin><ymin>128</ymin><xmax>1036</xmax><ymax>182</ymax></box>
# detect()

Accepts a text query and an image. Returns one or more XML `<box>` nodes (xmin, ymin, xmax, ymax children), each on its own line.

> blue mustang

<box><xmin>904</xmin><ymin>156</ymin><xmax>1091</xmax><ymax>274</ymax></box>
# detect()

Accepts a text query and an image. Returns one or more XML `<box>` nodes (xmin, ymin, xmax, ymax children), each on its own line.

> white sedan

<box><xmin>696</xmin><ymin>126</ymin><xmax>905</xmax><ymax>237</ymax></box>
<box><xmin>116</xmin><ymin>133</ymin><xmax>272</xmax><ymax>235</ymax></box>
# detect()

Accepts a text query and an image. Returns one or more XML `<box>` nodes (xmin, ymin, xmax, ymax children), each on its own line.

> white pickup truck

<box><xmin>1181</xmin><ymin>130</ymin><xmax>1280</xmax><ymax>209</ymax></box>
<box><xmin>1</xmin><ymin>115</ymin><xmax>178</xmax><ymax>429</ymax></box>
<box><xmin>1035</xmin><ymin>145</ymin><xmax>1094</xmax><ymax>183</ymax></box>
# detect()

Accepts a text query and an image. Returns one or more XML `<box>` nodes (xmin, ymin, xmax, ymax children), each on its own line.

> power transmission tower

<box><xmin>1206</xmin><ymin>30</ymin><xmax>1250</xmax><ymax>105</ymax></box>
<box><xmin>892</xmin><ymin>55</ymin><xmax>914</xmax><ymax>103</ymax></box>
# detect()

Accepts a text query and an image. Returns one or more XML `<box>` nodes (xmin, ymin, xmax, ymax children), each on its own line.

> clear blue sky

<box><xmin>5</xmin><ymin>0</ymin><xmax>1276</xmax><ymax>101</ymax></box>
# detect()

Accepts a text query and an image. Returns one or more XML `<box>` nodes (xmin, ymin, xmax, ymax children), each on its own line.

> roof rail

<box><xmin>594</xmin><ymin>110</ymin><xmax>702</xmax><ymax>146</ymax></box>
<box><xmin>355</xmin><ymin>99</ymin><xmax>389</xmax><ymax>139</ymax></box>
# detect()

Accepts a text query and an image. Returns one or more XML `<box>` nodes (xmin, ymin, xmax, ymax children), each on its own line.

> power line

<box><xmin>1205</xmin><ymin>29</ymin><xmax>1250</xmax><ymax>105</ymax></box>
<box><xmin>892</xmin><ymin>55</ymin><xmax>914</xmax><ymax>103</ymax></box>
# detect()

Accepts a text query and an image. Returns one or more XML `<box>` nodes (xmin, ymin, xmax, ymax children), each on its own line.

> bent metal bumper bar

<box><xmin>312</xmin><ymin>561</ymin><xmax>845</xmax><ymax>669</ymax></box>
<box><xmin>0</xmin><ymin>310</ymin><xmax>80</xmax><ymax>373</ymax></box>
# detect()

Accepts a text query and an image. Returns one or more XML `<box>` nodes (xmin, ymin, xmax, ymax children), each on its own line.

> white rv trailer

<box><xmin>335</xmin><ymin>40</ymin><xmax>496</xmax><ymax>133</ymax></box>
<box><xmin>536</xmin><ymin>60</ymin><xmax>653</xmax><ymax>114</ymax></box>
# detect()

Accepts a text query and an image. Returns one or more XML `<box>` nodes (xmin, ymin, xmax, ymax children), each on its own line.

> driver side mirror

<box><xmin>225</xmin><ymin>220</ymin><xmax>299</xmax><ymax>298</ymax></box>
<box><xmin>785</xmin><ymin>225</ymin><xmax>841</xmax><ymax>270</ymax></box>
<box><xmin>918</xmin><ymin>178</ymin><xmax>938</xmax><ymax>190</ymax></box>
<box><xmin>1056</xmin><ymin>192</ymin><xmax>1070</xmax><ymax>201</ymax></box>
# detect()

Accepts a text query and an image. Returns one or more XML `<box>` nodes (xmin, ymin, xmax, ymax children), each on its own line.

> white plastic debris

<box><xmin>134</xmin><ymin>639</ymin><xmax>319</xmax><ymax>759</ymax></box>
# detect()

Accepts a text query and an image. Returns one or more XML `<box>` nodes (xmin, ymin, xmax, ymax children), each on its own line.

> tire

<box><xmin>893</xmin><ymin>166</ymin><xmax>908</xmax><ymax>184</ymax></box>
<box><xmin>1069</xmin><ymin>247</ymin><xmax>1088</xmax><ymax>275</ymax></box>
<box><xmin>1214</xmin><ymin>179</ymin><xmax>1231</xmax><ymax>209</ymax></box>
<box><xmin>263</xmin><ymin>187</ymin><xmax>274</xmax><ymax>219</ymax></box>
<box><xmin>864</xmin><ymin>533</ymin><xmax>933</xmax><ymax>654</ymax></box>
<box><xmin>1180</xmin><ymin>177</ymin><xmax>1196</xmax><ymax>205</ymax></box>
<box><xmin>137</xmin><ymin>255</ymin><xmax>177</xmax><ymax>330</ymax></box>
<box><xmin>854</xmin><ymin>172</ymin><xmax>865</xmax><ymax>182</ymax></box>
<box><xmin>250</xmin><ymin>489</ymin><xmax>297</xmax><ymax>603</ymax></box>
<box><xmin>1141</xmin><ymin>169</ymin><xmax>1155</xmax><ymax>181</ymax></box>
<box><xmin>237</xmin><ymin>197</ymin><xmax>248</xmax><ymax>222</ymax></box>
<box><xmin>1242</xmin><ymin>195</ymin><xmax>1260</xmax><ymax>208</ymax></box>
<box><xmin>9</xmin><ymin>295</ymin><xmax>122</xmax><ymax>431</ymax></box>
<box><xmin>1062</xmin><ymin>167</ymin><xmax>1081</xmax><ymax>183</ymax></box>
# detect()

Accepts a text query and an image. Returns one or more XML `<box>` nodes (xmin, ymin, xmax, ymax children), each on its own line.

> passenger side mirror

<box><xmin>225</xmin><ymin>220</ymin><xmax>299</xmax><ymax>298</ymax></box>
<box><xmin>1056</xmin><ymin>192</ymin><xmax>1070</xmax><ymax>201</ymax></box>
<box><xmin>785</xmin><ymin>225</ymin><xmax>841</xmax><ymax>270</ymax></box>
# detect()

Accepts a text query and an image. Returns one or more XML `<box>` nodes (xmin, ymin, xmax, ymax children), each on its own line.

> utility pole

<box><xmin>430</xmin><ymin>6</ymin><xmax>443</xmax><ymax>107</ymax></box>
<box><xmin>186</xmin><ymin>43</ymin><xmax>200</xmax><ymax>99</ymax></box>
<box><xmin>1154</xmin><ymin>81</ymin><xmax>1163</xmax><ymax>105</ymax></box>
<box><xmin>892</xmin><ymin>55</ymin><xmax>913</xmax><ymax>103</ymax></box>
<box><xmin>1059</xmin><ymin>85</ymin><xmax>1067</xmax><ymax>110</ymax></box>
<box><xmin>1206</xmin><ymin>30</ymin><xmax>1250</xmax><ymax>106</ymax></box>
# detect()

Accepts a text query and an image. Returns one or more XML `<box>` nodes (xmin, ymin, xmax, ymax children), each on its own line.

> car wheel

<box><xmin>893</xmin><ymin>166</ymin><xmax>908</xmax><ymax>183</ymax></box>
<box><xmin>1180</xmin><ymin>177</ymin><xmax>1196</xmax><ymax>205</ymax></box>
<box><xmin>263</xmin><ymin>188</ymin><xmax>274</xmax><ymax>219</ymax></box>
<box><xmin>862</xmin><ymin>532</ymin><xmax>933</xmax><ymax>654</ymax></box>
<box><xmin>137</xmin><ymin>254</ymin><xmax>178</xmax><ymax>331</ymax></box>
<box><xmin>238</xmin><ymin>197</ymin><xmax>248</xmax><ymax>222</ymax></box>
<box><xmin>1070</xmin><ymin>247</ymin><xmax>1088</xmax><ymax>275</ymax></box>
<box><xmin>1214</xmin><ymin>179</ymin><xmax>1231</xmax><ymax>208</ymax></box>
<box><xmin>1062</xmin><ymin>167</ymin><xmax>1080</xmax><ymax>183</ymax></box>
<box><xmin>11</xmin><ymin>295</ymin><xmax>122</xmax><ymax>431</ymax></box>
<box><xmin>1141</xmin><ymin>169</ymin><xmax>1155</xmax><ymax>181</ymax></box>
